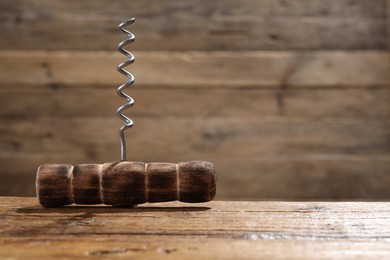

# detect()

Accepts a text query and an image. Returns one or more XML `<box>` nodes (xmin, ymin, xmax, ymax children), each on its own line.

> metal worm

<box><xmin>117</xmin><ymin>18</ymin><xmax>136</xmax><ymax>161</ymax></box>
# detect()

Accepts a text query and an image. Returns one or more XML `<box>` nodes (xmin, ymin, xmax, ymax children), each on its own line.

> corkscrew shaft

<box><xmin>117</xmin><ymin>18</ymin><xmax>136</xmax><ymax>161</ymax></box>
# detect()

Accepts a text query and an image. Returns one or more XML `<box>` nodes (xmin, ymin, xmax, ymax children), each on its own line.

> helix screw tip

<box><xmin>117</xmin><ymin>18</ymin><xmax>136</xmax><ymax>161</ymax></box>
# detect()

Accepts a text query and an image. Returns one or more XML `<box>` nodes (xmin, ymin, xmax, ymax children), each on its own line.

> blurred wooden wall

<box><xmin>0</xmin><ymin>0</ymin><xmax>389</xmax><ymax>200</ymax></box>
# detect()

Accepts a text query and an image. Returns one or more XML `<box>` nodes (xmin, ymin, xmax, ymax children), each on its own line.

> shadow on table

<box><xmin>16</xmin><ymin>205</ymin><xmax>211</xmax><ymax>214</ymax></box>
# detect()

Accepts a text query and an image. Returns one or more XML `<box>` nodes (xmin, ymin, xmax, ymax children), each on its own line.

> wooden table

<box><xmin>0</xmin><ymin>197</ymin><xmax>389</xmax><ymax>259</ymax></box>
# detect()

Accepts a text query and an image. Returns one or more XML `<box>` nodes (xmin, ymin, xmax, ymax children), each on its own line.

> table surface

<box><xmin>0</xmin><ymin>197</ymin><xmax>389</xmax><ymax>259</ymax></box>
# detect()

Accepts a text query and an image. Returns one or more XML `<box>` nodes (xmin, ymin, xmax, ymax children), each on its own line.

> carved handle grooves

<box><xmin>36</xmin><ymin>161</ymin><xmax>216</xmax><ymax>207</ymax></box>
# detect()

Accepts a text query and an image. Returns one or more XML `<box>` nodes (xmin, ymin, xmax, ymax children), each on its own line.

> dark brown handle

<box><xmin>36</xmin><ymin>161</ymin><xmax>216</xmax><ymax>207</ymax></box>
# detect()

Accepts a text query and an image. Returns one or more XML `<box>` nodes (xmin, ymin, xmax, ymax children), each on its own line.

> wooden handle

<box><xmin>36</xmin><ymin>161</ymin><xmax>216</xmax><ymax>207</ymax></box>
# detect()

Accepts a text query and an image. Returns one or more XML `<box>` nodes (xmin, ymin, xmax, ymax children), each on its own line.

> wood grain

<box><xmin>36</xmin><ymin>161</ymin><xmax>216</xmax><ymax>207</ymax></box>
<box><xmin>1</xmin><ymin>117</ymin><xmax>389</xmax><ymax>160</ymax></box>
<box><xmin>0</xmin><ymin>197</ymin><xmax>389</xmax><ymax>259</ymax></box>
<box><xmin>102</xmin><ymin>162</ymin><xmax>147</xmax><ymax>206</ymax></box>
<box><xmin>1</xmin><ymin>115</ymin><xmax>389</xmax><ymax>199</ymax></box>
<box><xmin>0</xmin><ymin>1</ymin><xmax>389</xmax><ymax>200</ymax></box>
<box><xmin>217</xmin><ymin>156</ymin><xmax>390</xmax><ymax>200</ymax></box>
<box><xmin>0</xmin><ymin>51</ymin><xmax>388</xmax><ymax>86</ymax></box>
<box><xmin>0</xmin><ymin>0</ymin><xmax>386</xmax><ymax>50</ymax></box>
<box><xmin>0</xmin><ymin>85</ymin><xmax>389</xmax><ymax>118</ymax></box>
<box><xmin>72</xmin><ymin>164</ymin><xmax>102</xmax><ymax>205</ymax></box>
<box><xmin>2</xmin><ymin>155</ymin><xmax>390</xmax><ymax>200</ymax></box>
<box><xmin>35</xmin><ymin>164</ymin><xmax>73</xmax><ymax>207</ymax></box>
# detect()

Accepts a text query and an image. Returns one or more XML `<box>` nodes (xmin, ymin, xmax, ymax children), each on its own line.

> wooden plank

<box><xmin>388</xmin><ymin>0</ymin><xmax>390</xmax><ymax>49</ymax></box>
<box><xmin>216</xmin><ymin>156</ymin><xmax>390</xmax><ymax>200</ymax></box>
<box><xmin>0</xmin><ymin>0</ymin><xmax>386</xmax><ymax>50</ymax></box>
<box><xmin>0</xmin><ymin>199</ymin><xmax>388</xmax><ymax>238</ymax></box>
<box><xmin>0</xmin><ymin>197</ymin><xmax>390</xmax><ymax>259</ymax></box>
<box><xmin>0</xmin><ymin>117</ymin><xmax>388</xmax><ymax>199</ymax></box>
<box><xmin>1</xmin><ymin>155</ymin><xmax>389</xmax><ymax>200</ymax></box>
<box><xmin>0</xmin><ymin>51</ymin><xmax>388</xmax><ymax>86</ymax></box>
<box><xmin>1</xmin><ymin>237</ymin><xmax>390</xmax><ymax>259</ymax></box>
<box><xmin>1</xmin><ymin>117</ymin><xmax>388</xmax><ymax>161</ymax></box>
<box><xmin>0</xmin><ymin>86</ymin><xmax>389</xmax><ymax>118</ymax></box>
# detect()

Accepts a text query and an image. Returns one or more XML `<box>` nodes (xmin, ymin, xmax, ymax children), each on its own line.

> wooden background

<box><xmin>0</xmin><ymin>0</ymin><xmax>389</xmax><ymax>200</ymax></box>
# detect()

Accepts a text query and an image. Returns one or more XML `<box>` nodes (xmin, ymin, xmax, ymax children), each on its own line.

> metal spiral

<box><xmin>116</xmin><ymin>18</ymin><xmax>135</xmax><ymax>161</ymax></box>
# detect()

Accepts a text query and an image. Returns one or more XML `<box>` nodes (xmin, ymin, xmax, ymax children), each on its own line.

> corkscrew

<box><xmin>117</xmin><ymin>18</ymin><xmax>135</xmax><ymax>162</ymax></box>
<box><xmin>36</xmin><ymin>18</ymin><xmax>216</xmax><ymax>207</ymax></box>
